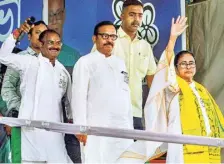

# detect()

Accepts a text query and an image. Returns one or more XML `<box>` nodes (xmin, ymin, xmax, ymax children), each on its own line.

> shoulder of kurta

<box><xmin>113</xmin><ymin>55</ymin><xmax>127</xmax><ymax>70</ymax></box>
<box><xmin>78</xmin><ymin>52</ymin><xmax>99</xmax><ymax>63</ymax></box>
<box><xmin>76</xmin><ymin>53</ymin><xmax>91</xmax><ymax>64</ymax></box>
<box><xmin>113</xmin><ymin>55</ymin><xmax>125</xmax><ymax>65</ymax></box>
<box><xmin>73</xmin><ymin>53</ymin><xmax>94</xmax><ymax>71</ymax></box>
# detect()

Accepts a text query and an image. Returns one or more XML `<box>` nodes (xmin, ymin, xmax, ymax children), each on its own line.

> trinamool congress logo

<box><xmin>0</xmin><ymin>0</ymin><xmax>20</xmax><ymax>43</ymax></box>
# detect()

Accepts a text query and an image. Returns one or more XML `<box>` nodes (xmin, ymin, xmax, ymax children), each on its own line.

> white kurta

<box><xmin>72</xmin><ymin>50</ymin><xmax>133</xmax><ymax>163</ymax></box>
<box><xmin>116</xmin><ymin>51</ymin><xmax>182</xmax><ymax>163</ymax></box>
<box><xmin>0</xmin><ymin>34</ymin><xmax>71</xmax><ymax>163</ymax></box>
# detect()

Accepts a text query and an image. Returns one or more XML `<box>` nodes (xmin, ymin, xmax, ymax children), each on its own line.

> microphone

<box><xmin>16</xmin><ymin>16</ymin><xmax>36</xmax><ymax>45</ymax></box>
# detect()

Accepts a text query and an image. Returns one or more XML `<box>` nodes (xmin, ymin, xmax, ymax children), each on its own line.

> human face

<box><xmin>121</xmin><ymin>5</ymin><xmax>143</xmax><ymax>34</ymax></box>
<box><xmin>176</xmin><ymin>53</ymin><xmax>196</xmax><ymax>83</ymax></box>
<box><xmin>48</xmin><ymin>0</ymin><xmax>65</xmax><ymax>37</ymax></box>
<box><xmin>40</xmin><ymin>32</ymin><xmax>62</xmax><ymax>60</ymax></box>
<box><xmin>92</xmin><ymin>25</ymin><xmax>117</xmax><ymax>57</ymax></box>
<box><xmin>28</xmin><ymin>24</ymin><xmax>47</xmax><ymax>51</ymax></box>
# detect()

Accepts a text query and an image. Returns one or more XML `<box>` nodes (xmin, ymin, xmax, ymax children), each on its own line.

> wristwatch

<box><xmin>7</xmin><ymin>109</ymin><xmax>19</xmax><ymax>118</ymax></box>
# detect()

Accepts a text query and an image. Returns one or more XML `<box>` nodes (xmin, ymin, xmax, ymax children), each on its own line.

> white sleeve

<box><xmin>0</xmin><ymin>34</ymin><xmax>30</xmax><ymax>72</ymax></box>
<box><xmin>71</xmin><ymin>57</ymin><xmax>90</xmax><ymax>126</ymax></box>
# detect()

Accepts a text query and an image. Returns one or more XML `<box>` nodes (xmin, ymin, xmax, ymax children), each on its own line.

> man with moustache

<box><xmin>48</xmin><ymin>0</ymin><xmax>81</xmax><ymax>162</ymax></box>
<box><xmin>113</xmin><ymin>0</ymin><xmax>157</xmax><ymax>130</ymax></box>
<box><xmin>0</xmin><ymin>21</ymin><xmax>72</xmax><ymax>163</ymax></box>
<box><xmin>72</xmin><ymin>21</ymin><xmax>133</xmax><ymax>163</ymax></box>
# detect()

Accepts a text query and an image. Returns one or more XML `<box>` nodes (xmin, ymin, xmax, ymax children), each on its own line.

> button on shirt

<box><xmin>113</xmin><ymin>27</ymin><xmax>157</xmax><ymax>117</ymax></box>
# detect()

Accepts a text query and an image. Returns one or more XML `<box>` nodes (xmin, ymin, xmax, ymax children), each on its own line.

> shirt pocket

<box><xmin>119</xmin><ymin>71</ymin><xmax>129</xmax><ymax>92</ymax></box>
<box><xmin>58</xmin><ymin>74</ymin><xmax>68</xmax><ymax>96</ymax></box>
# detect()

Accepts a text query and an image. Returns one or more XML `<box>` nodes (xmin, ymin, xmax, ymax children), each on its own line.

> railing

<box><xmin>1</xmin><ymin>117</ymin><xmax>224</xmax><ymax>163</ymax></box>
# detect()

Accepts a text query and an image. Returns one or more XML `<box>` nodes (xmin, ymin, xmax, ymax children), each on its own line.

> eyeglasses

<box><xmin>177</xmin><ymin>62</ymin><xmax>196</xmax><ymax>69</ymax></box>
<box><xmin>97</xmin><ymin>33</ymin><xmax>118</xmax><ymax>41</ymax></box>
<box><xmin>49</xmin><ymin>9</ymin><xmax>64</xmax><ymax>21</ymax></box>
<box><xmin>44</xmin><ymin>40</ymin><xmax>62</xmax><ymax>46</ymax></box>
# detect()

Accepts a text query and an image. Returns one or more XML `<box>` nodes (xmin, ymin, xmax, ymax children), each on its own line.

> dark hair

<box><xmin>93</xmin><ymin>21</ymin><xmax>116</xmax><ymax>35</ymax></box>
<box><xmin>174</xmin><ymin>50</ymin><xmax>195</xmax><ymax>67</ymax></box>
<box><xmin>28</xmin><ymin>20</ymin><xmax>48</xmax><ymax>35</ymax></box>
<box><xmin>39</xmin><ymin>29</ymin><xmax>60</xmax><ymax>43</ymax></box>
<box><xmin>122</xmin><ymin>0</ymin><xmax>143</xmax><ymax>10</ymax></box>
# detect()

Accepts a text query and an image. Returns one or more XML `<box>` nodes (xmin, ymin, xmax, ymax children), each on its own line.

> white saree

<box><xmin>116</xmin><ymin>51</ymin><xmax>184</xmax><ymax>163</ymax></box>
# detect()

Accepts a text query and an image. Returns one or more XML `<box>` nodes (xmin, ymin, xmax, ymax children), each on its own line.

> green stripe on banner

<box><xmin>11</xmin><ymin>127</ymin><xmax>21</xmax><ymax>163</ymax></box>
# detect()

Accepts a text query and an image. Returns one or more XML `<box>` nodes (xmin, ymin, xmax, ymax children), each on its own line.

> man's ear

<box><xmin>120</xmin><ymin>13</ymin><xmax>124</xmax><ymax>22</ymax></box>
<box><xmin>92</xmin><ymin>35</ymin><xmax>96</xmax><ymax>44</ymax></box>
<box><xmin>39</xmin><ymin>41</ymin><xmax>44</xmax><ymax>48</ymax></box>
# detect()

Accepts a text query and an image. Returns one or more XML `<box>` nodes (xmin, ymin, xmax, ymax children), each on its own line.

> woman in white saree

<box><xmin>117</xmin><ymin>15</ymin><xmax>224</xmax><ymax>163</ymax></box>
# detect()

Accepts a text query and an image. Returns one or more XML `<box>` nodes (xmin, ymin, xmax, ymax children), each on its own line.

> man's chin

<box><xmin>129</xmin><ymin>26</ymin><xmax>139</xmax><ymax>32</ymax></box>
<box><xmin>104</xmin><ymin>47</ymin><xmax>113</xmax><ymax>53</ymax></box>
<box><xmin>51</xmin><ymin>53</ymin><xmax>59</xmax><ymax>58</ymax></box>
<box><xmin>45</xmin><ymin>53</ymin><xmax>59</xmax><ymax>59</ymax></box>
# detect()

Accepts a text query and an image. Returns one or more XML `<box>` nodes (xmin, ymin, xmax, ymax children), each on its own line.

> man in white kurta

<box><xmin>0</xmin><ymin>26</ymin><xmax>72</xmax><ymax>162</ymax></box>
<box><xmin>72</xmin><ymin>21</ymin><xmax>133</xmax><ymax>163</ymax></box>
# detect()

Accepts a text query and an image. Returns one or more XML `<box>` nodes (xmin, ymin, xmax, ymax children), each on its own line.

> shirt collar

<box><xmin>26</xmin><ymin>47</ymin><xmax>38</xmax><ymax>56</ymax></box>
<box><xmin>117</xmin><ymin>26</ymin><xmax>142</xmax><ymax>41</ymax></box>
<box><xmin>39</xmin><ymin>53</ymin><xmax>58</xmax><ymax>66</ymax></box>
